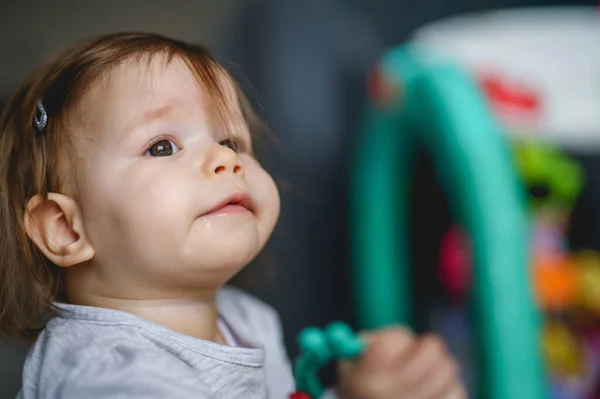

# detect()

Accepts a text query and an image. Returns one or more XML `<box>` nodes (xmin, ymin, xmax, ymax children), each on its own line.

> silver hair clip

<box><xmin>34</xmin><ymin>99</ymin><xmax>48</xmax><ymax>132</ymax></box>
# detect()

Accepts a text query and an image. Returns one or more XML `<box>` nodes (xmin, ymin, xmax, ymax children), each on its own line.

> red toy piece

<box><xmin>439</xmin><ymin>226</ymin><xmax>471</xmax><ymax>301</ymax></box>
<box><xmin>367</xmin><ymin>66</ymin><xmax>400</xmax><ymax>107</ymax></box>
<box><xmin>477</xmin><ymin>72</ymin><xmax>540</xmax><ymax>124</ymax></box>
<box><xmin>289</xmin><ymin>391</ymin><xmax>313</xmax><ymax>399</ymax></box>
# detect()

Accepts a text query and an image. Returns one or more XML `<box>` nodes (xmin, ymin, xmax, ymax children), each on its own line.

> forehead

<box><xmin>77</xmin><ymin>54</ymin><xmax>236</xmax><ymax>138</ymax></box>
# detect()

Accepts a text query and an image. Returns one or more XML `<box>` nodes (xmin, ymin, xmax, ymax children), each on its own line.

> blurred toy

<box><xmin>292</xmin><ymin>322</ymin><xmax>365</xmax><ymax>399</ymax></box>
<box><xmin>512</xmin><ymin>141</ymin><xmax>600</xmax><ymax>398</ymax></box>
<box><xmin>513</xmin><ymin>141</ymin><xmax>582</xmax><ymax>215</ymax></box>
<box><xmin>576</xmin><ymin>251</ymin><xmax>600</xmax><ymax>316</ymax></box>
<box><xmin>350</xmin><ymin>45</ymin><xmax>544</xmax><ymax>399</ymax></box>
<box><xmin>438</xmin><ymin>141</ymin><xmax>584</xmax><ymax>306</ymax></box>
<box><xmin>543</xmin><ymin>320</ymin><xmax>584</xmax><ymax>377</ymax></box>
<box><xmin>478</xmin><ymin>73</ymin><xmax>540</xmax><ymax>121</ymax></box>
<box><xmin>533</xmin><ymin>256</ymin><xmax>579</xmax><ymax>311</ymax></box>
<box><xmin>348</xmin><ymin>6</ymin><xmax>600</xmax><ymax>398</ymax></box>
<box><xmin>439</xmin><ymin>226</ymin><xmax>471</xmax><ymax>302</ymax></box>
<box><xmin>435</xmin><ymin>137</ymin><xmax>591</xmax><ymax>397</ymax></box>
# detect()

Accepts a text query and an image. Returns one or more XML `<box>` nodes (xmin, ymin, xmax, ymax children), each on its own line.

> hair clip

<box><xmin>34</xmin><ymin>99</ymin><xmax>48</xmax><ymax>132</ymax></box>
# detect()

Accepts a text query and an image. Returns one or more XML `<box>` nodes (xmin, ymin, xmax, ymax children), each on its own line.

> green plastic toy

<box><xmin>348</xmin><ymin>45</ymin><xmax>546</xmax><ymax>398</ymax></box>
<box><xmin>294</xmin><ymin>322</ymin><xmax>365</xmax><ymax>398</ymax></box>
<box><xmin>513</xmin><ymin>140</ymin><xmax>583</xmax><ymax>212</ymax></box>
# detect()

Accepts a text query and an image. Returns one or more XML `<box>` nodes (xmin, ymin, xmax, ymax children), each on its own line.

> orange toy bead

<box><xmin>532</xmin><ymin>255</ymin><xmax>578</xmax><ymax>311</ymax></box>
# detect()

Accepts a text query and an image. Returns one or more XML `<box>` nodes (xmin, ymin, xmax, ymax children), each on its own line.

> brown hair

<box><xmin>0</xmin><ymin>32</ymin><xmax>259</xmax><ymax>341</ymax></box>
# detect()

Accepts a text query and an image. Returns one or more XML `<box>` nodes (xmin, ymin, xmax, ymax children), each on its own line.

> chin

<box><xmin>212</xmin><ymin>250</ymin><xmax>257</xmax><ymax>272</ymax></box>
<box><xmin>182</xmin><ymin>219</ymin><xmax>269</xmax><ymax>279</ymax></box>
<box><xmin>185</xmin><ymin>237</ymin><xmax>260</xmax><ymax>273</ymax></box>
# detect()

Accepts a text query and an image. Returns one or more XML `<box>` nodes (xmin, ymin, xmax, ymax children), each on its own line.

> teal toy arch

<box><xmin>349</xmin><ymin>47</ymin><xmax>545</xmax><ymax>399</ymax></box>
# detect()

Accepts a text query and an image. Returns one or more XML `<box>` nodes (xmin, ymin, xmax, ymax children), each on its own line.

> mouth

<box><xmin>200</xmin><ymin>193</ymin><xmax>253</xmax><ymax>217</ymax></box>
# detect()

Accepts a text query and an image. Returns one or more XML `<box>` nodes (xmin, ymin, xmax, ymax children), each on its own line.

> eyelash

<box><xmin>143</xmin><ymin>135</ymin><xmax>249</xmax><ymax>157</ymax></box>
<box><xmin>144</xmin><ymin>135</ymin><xmax>181</xmax><ymax>157</ymax></box>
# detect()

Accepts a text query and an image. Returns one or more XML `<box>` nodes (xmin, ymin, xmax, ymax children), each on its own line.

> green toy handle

<box><xmin>349</xmin><ymin>46</ymin><xmax>546</xmax><ymax>398</ymax></box>
<box><xmin>294</xmin><ymin>322</ymin><xmax>366</xmax><ymax>398</ymax></box>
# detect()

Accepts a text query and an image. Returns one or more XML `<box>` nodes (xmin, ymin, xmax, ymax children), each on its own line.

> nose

<box><xmin>203</xmin><ymin>144</ymin><xmax>245</xmax><ymax>177</ymax></box>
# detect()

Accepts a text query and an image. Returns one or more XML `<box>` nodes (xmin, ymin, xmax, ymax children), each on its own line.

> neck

<box><xmin>66</xmin><ymin>281</ymin><xmax>227</xmax><ymax>344</ymax></box>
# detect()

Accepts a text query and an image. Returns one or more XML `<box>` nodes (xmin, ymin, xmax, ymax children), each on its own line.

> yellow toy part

<box><xmin>575</xmin><ymin>250</ymin><xmax>600</xmax><ymax>315</ymax></box>
<box><xmin>542</xmin><ymin>320</ymin><xmax>584</xmax><ymax>378</ymax></box>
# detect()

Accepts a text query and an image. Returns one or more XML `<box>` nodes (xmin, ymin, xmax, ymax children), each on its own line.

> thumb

<box><xmin>336</xmin><ymin>326</ymin><xmax>413</xmax><ymax>376</ymax></box>
<box><xmin>336</xmin><ymin>329</ymin><xmax>374</xmax><ymax>383</ymax></box>
<box><xmin>358</xmin><ymin>326</ymin><xmax>415</xmax><ymax>370</ymax></box>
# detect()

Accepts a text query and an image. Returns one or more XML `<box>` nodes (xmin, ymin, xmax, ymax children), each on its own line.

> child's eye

<box><xmin>145</xmin><ymin>139</ymin><xmax>181</xmax><ymax>157</ymax></box>
<box><xmin>219</xmin><ymin>138</ymin><xmax>241</xmax><ymax>153</ymax></box>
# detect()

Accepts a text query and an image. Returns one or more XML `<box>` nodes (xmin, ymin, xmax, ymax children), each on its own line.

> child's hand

<box><xmin>336</xmin><ymin>326</ymin><xmax>466</xmax><ymax>399</ymax></box>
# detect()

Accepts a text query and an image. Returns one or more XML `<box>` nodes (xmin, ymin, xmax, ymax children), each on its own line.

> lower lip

<box><xmin>203</xmin><ymin>204</ymin><xmax>250</xmax><ymax>217</ymax></box>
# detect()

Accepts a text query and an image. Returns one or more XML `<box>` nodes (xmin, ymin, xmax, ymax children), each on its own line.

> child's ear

<box><xmin>24</xmin><ymin>193</ymin><xmax>95</xmax><ymax>267</ymax></box>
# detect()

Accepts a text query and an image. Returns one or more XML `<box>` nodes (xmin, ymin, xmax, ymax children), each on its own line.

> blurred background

<box><xmin>1</xmin><ymin>0</ymin><xmax>599</xmax><ymax>398</ymax></box>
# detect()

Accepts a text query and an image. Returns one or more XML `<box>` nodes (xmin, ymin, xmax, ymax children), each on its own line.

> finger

<box><xmin>358</xmin><ymin>326</ymin><xmax>415</xmax><ymax>373</ymax></box>
<box><xmin>357</xmin><ymin>325</ymin><xmax>414</xmax><ymax>346</ymax></box>
<box><xmin>438</xmin><ymin>383</ymin><xmax>467</xmax><ymax>399</ymax></box>
<box><xmin>410</xmin><ymin>358</ymin><xmax>460</xmax><ymax>399</ymax></box>
<box><xmin>398</xmin><ymin>334</ymin><xmax>450</xmax><ymax>389</ymax></box>
<box><xmin>338</xmin><ymin>326</ymin><xmax>415</xmax><ymax>399</ymax></box>
<box><xmin>338</xmin><ymin>354</ymin><xmax>398</xmax><ymax>399</ymax></box>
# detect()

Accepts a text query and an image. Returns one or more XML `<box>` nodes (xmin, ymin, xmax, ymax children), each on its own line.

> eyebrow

<box><xmin>133</xmin><ymin>104</ymin><xmax>175</xmax><ymax>129</ymax></box>
<box><xmin>119</xmin><ymin>103</ymin><xmax>181</xmax><ymax>142</ymax></box>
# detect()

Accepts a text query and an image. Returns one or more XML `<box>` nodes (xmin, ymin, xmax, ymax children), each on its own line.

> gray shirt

<box><xmin>18</xmin><ymin>287</ymin><xmax>301</xmax><ymax>398</ymax></box>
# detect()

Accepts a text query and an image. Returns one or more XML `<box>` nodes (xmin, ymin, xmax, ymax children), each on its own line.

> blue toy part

<box><xmin>294</xmin><ymin>322</ymin><xmax>365</xmax><ymax>398</ymax></box>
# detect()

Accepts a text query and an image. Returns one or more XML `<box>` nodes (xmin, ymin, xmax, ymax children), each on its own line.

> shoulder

<box><xmin>21</xmin><ymin>319</ymin><xmax>211</xmax><ymax>399</ymax></box>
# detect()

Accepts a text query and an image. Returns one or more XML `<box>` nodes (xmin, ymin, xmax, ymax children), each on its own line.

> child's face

<box><xmin>68</xmin><ymin>56</ymin><xmax>280</xmax><ymax>295</ymax></box>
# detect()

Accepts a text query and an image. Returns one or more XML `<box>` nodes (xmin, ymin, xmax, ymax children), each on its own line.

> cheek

<box><xmin>80</xmin><ymin>163</ymin><xmax>194</xmax><ymax>252</ymax></box>
<box><xmin>245</xmin><ymin>161</ymin><xmax>280</xmax><ymax>241</ymax></box>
